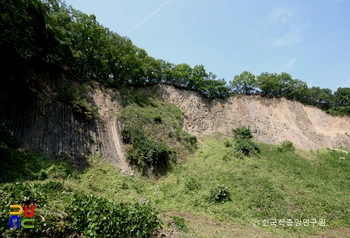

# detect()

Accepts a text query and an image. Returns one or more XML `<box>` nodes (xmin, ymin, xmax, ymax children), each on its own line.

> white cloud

<box><xmin>267</xmin><ymin>7</ymin><xmax>293</xmax><ymax>25</ymax></box>
<box><xmin>272</xmin><ymin>20</ymin><xmax>311</xmax><ymax>47</ymax></box>
<box><xmin>287</xmin><ymin>58</ymin><xmax>296</xmax><ymax>69</ymax></box>
<box><xmin>266</xmin><ymin>7</ymin><xmax>311</xmax><ymax>47</ymax></box>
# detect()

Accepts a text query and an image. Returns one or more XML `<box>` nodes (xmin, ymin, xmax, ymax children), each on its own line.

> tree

<box><xmin>171</xmin><ymin>63</ymin><xmax>192</xmax><ymax>88</ymax></box>
<box><xmin>190</xmin><ymin>65</ymin><xmax>208</xmax><ymax>91</ymax></box>
<box><xmin>256</xmin><ymin>72</ymin><xmax>279</xmax><ymax>96</ymax></box>
<box><xmin>229</xmin><ymin>71</ymin><xmax>257</xmax><ymax>94</ymax></box>
<box><xmin>329</xmin><ymin>87</ymin><xmax>350</xmax><ymax>116</ymax></box>
<box><xmin>307</xmin><ymin>87</ymin><xmax>333</xmax><ymax>109</ymax></box>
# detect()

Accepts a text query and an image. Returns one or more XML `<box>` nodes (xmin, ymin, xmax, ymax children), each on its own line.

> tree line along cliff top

<box><xmin>1</xmin><ymin>0</ymin><xmax>349</xmax><ymax>117</ymax></box>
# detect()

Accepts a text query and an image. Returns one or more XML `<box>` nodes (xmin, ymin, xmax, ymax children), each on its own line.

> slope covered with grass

<box><xmin>3</xmin><ymin>133</ymin><xmax>348</xmax><ymax>237</ymax></box>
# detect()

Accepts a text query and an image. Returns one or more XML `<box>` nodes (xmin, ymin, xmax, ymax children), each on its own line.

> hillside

<box><xmin>1</xmin><ymin>0</ymin><xmax>350</xmax><ymax>237</ymax></box>
<box><xmin>7</xmin><ymin>80</ymin><xmax>349</xmax><ymax>174</ymax></box>
<box><xmin>1</xmin><ymin>79</ymin><xmax>350</xmax><ymax>237</ymax></box>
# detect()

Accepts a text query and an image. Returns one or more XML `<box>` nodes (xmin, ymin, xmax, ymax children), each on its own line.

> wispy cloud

<box><xmin>287</xmin><ymin>58</ymin><xmax>296</xmax><ymax>69</ymax></box>
<box><xmin>273</xmin><ymin>20</ymin><xmax>311</xmax><ymax>47</ymax></box>
<box><xmin>267</xmin><ymin>8</ymin><xmax>311</xmax><ymax>47</ymax></box>
<box><xmin>267</xmin><ymin>7</ymin><xmax>293</xmax><ymax>25</ymax></box>
<box><xmin>123</xmin><ymin>0</ymin><xmax>171</xmax><ymax>36</ymax></box>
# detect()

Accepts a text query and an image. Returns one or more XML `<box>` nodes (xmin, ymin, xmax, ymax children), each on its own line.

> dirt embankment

<box><xmin>156</xmin><ymin>85</ymin><xmax>350</xmax><ymax>151</ymax></box>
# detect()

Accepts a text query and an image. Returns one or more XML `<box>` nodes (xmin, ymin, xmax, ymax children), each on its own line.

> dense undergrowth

<box><xmin>119</xmin><ymin>88</ymin><xmax>197</xmax><ymax>176</ymax></box>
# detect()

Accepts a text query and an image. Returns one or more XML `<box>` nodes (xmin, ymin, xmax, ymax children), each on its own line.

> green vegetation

<box><xmin>1</xmin><ymin>0</ymin><xmax>350</xmax><ymax>237</ymax></box>
<box><xmin>119</xmin><ymin>89</ymin><xmax>196</xmax><ymax>175</ymax></box>
<box><xmin>209</xmin><ymin>184</ymin><xmax>231</xmax><ymax>203</ymax></box>
<box><xmin>171</xmin><ymin>215</ymin><xmax>189</xmax><ymax>232</ymax></box>
<box><xmin>2</xmin><ymin>0</ymin><xmax>349</xmax><ymax>119</ymax></box>
<box><xmin>232</xmin><ymin>126</ymin><xmax>260</xmax><ymax>158</ymax></box>
<box><xmin>56</xmin><ymin>84</ymin><xmax>97</xmax><ymax>120</ymax></box>
<box><xmin>2</xmin><ymin>135</ymin><xmax>349</xmax><ymax>237</ymax></box>
<box><xmin>0</xmin><ymin>182</ymin><xmax>161</xmax><ymax>237</ymax></box>
<box><xmin>278</xmin><ymin>140</ymin><xmax>296</xmax><ymax>153</ymax></box>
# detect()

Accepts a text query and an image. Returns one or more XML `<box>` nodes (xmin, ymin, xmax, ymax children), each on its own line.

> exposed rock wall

<box><xmin>11</xmin><ymin>96</ymin><xmax>98</xmax><ymax>169</ymax></box>
<box><xmin>155</xmin><ymin>85</ymin><xmax>350</xmax><ymax>151</ymax></box>
<box><xmin>9</xmin><ymin>76</ymin><xmax>130</xmax><ymax>173</ymax></box>
<box><xmin>9</xmin><ymin>80</ymin><xmax>350</xmax><ymax>174</ymax></box>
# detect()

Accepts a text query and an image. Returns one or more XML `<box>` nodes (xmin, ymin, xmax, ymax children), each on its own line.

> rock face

<box><xmin>11</xmin><ymin>97</ymin><xmax>98</xmax><ymax>170</ymax></box>
<box><xmin>9</xmin><ymin>81</ymin><xmax>350</xmax><ymax>173</ymax></box>
<box><xmin>9</xmin><ymin>77</ymin><xmax>131</xmax><ymax>173</ymax></box>
<box><xmin>155</xmin><ymin>85</ymin><xmax>350</xmax><ymax>151</ymax></box>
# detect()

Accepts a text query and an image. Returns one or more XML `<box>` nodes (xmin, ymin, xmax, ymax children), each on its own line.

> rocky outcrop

<box><xmin>9</xmin><ymin>80</ymin><xmax>350</xmax><ymax>173</ymax></box>
<box><xmin>155</xmin><ymin>85</ymin><xmax>350</xmax><ymax>151</ymax></box>
<box><xmin>9</xmin><ymin>76</ymin><xmax>131</xmax><ymax>173</ymax></box>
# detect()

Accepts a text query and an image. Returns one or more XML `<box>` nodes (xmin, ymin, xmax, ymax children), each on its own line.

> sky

<box><xmin>64</xmin><ymin>0</ymin><xmax>350</xmax><ymax>92</ymax></box>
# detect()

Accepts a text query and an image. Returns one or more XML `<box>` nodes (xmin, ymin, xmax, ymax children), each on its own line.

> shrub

<box><xmin>185</xmin><ymin>135</ymin><xmax>197</xmax><ymax>147</ymax></box>
<box><xmin>153</xmin><ymin>115</ymin><xmax>162</xmax><ymax>123</ymax></box>
<box><xmin>234</xmin><ymin>139</ymin><xmax>260</xmax><ymax>157</ymax></box>
<box><xmin>277</xmin><ymin>140</ymin><xmax>295</xmax><ymax>153</ymax></box>
<box><xmin>65</xmin><ymin>193</ymin><xmax>161</xmax><ymax>237</ymax></box>
<box><xmin>122</xmin><ymin>126</ymin><xmax>172</xmax><ymax>174</ymax></box>
<box><xmin>224</xmin><ymin>139</ymin><xmax>233</xmax><ymax>147</ymax></box>
<box><xmin>0</xmin><ymin>183</ymin><xmax>161</xmax><ymax>237</ymax></box>
<box><xmin>232</xmin><ymin>126</ymin><xmax>253</xmax><ymax>140</ymax></box>
<box><xmin>185</xmin><ymin>176</ymin><xmax>200</xmax><ymax>191</ymax></box>
<box><xmin>209</xmin><ymin>184</ymin><xmax>230</xmax><ymax>203</ymax></box>
<box><xmin>42</xmin><ymin>181</ymin><xmax>64</xmax><ymax>192</ymax></box>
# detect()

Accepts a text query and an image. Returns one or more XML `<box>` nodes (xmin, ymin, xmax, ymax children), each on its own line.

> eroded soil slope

<box><xmin>156</xmin><ymin>85</ymin><xmax>350</xmax><ymax>151</ymax></box>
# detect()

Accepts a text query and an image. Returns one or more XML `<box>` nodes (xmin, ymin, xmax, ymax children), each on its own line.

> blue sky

<box><xmin>64</xmin><ymin>0</ymin><xmax>350</xmax><ymax>91</ymax></box>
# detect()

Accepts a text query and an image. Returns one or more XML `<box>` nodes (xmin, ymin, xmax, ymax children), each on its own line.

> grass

<box><xmin>7</xmin><ymin>133</ymin><xmax>346</xmax><ymax>237</ymax></box>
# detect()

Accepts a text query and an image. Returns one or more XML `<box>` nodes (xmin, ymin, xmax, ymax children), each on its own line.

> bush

<box><xmin>153</xmin><ymin>115</ymin><xmax>162</xmax><ymax>123</ymax></box>
<box><xmin>224</xmin><ymin>139</ymin><xmax>233</xmax><ymax>147</ymax></box>
<box><xmin>65</xmin><ymin>193</ymin><xmax>161</xmax><ymax>237</ymax></box>
<box><xmin>122</xmin><ymin>126</ymin><xmax>172</xmax><ymax>174</ymax></box>
<box><xmin>234</xmin><ymin>139</ymin><xmax>260</xmax><ymax>157</ymax></box>
<box><xmin>232</xmin><ymin>126</ymin><xmax>253</xmax><ymax>140</ymax></box>
<box><xmin>185</xmin><ymin>176</ymin><xmax>200</xmax><ymax>191</ymax></box>
<box><xmin>277</xmin><ymin>140</ymin><xmax>295</xmax><ymax>153</ymax></box>
<box><xmin>209</xmin><ymin>184</ymin><xmax>230</xmax><ymax>203</ymax></box>
<box><xmin>0</xmin><ymin>183</ymin><xmax>161</xmax><ymax>237</ymax></box>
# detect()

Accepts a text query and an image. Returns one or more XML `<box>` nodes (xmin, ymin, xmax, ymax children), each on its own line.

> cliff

<box><xmin>155</xmin><ymin>85</ymin><xmax>350</xmax><ymax>151</ymax></box>
<box><xmin>8</xmin><ymin>81</ymin><xmax>350</xmax><ymax>173</ymax></box>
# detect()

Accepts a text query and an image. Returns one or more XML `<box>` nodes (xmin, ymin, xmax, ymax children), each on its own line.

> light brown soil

<box><xmin>156</xmin><ymin>85</ymin><xmax>350</xmax><ymax>151</ymax></box>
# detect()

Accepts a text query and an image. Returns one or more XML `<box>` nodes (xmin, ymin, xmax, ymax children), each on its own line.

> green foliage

<box><xmin>209</xmin><ymin>184</ymin><xmax>230</xmax><ymax>203</ymax></box>
<box><xmin>234</xmin><ymin>139</ymin><xmax>260</xmax><ymax>157</ymax></box>
<box><xmin>0</xmin><ymin>182</ymin><xmax>161</xmax><ymax>237</ymax></box>
<box><xmin>185</xmin><ymin>176</ymin><xmax>200</xmax><ymax>191</ymax></box>
<box><xmin>119</xmin><ymin>91</ymin><xmax>197</xmax><ymax>175</ymax></box>
<box><xmin>328</xmin><ymin>87</ymin><xmax>350</xmax><ymax>116</ymax></box>
<box><xmin>230</xmin><ymin>71</ymin><xmax>257</xmax><ymax>94</ymax></box>
<box><xmin>232</xmin><ymin>126</ymin><xmax>260</xmax><ymax>158</ymax></box>
<box><xmin>224</xmin><ymin>139</ymin><xmax>233</xmax><ymax>147</ymax></box>
<box><xmin>57</xmin><ymin>84</ymin><xmax>97</xmax><ymax>120</ymax></box>
<box><xmin>65</xmin><ymin>193</ymin><xmax>161</xmax><ymax>237</ymax></box>
<box><xmin>232</xmin><ymin>126</ymin><xmax>253</xmax><ymax>140</ymax></box>
<box><xmin>153</xmin><ymin>115</ymin><xmax>162</xmax><ymax>123</ymax></box>
<box><xmin>46</xmin><ymin>164</ymin><xmax>72</xmax><ymax>179</ymax></box>
<box><xmin>277</xmin><ymin>140</ymin><xmax>296</xmax><ymax>153</ymax></box>
<box><xmin>42</xmin><ymin>181</ymin><xmax>64</xmax><ymax>191</ymax></box>
<box><xmin>171</xmin><ymin>216</ymin><xmax>189</xmax><ymax>232</ymax></box>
